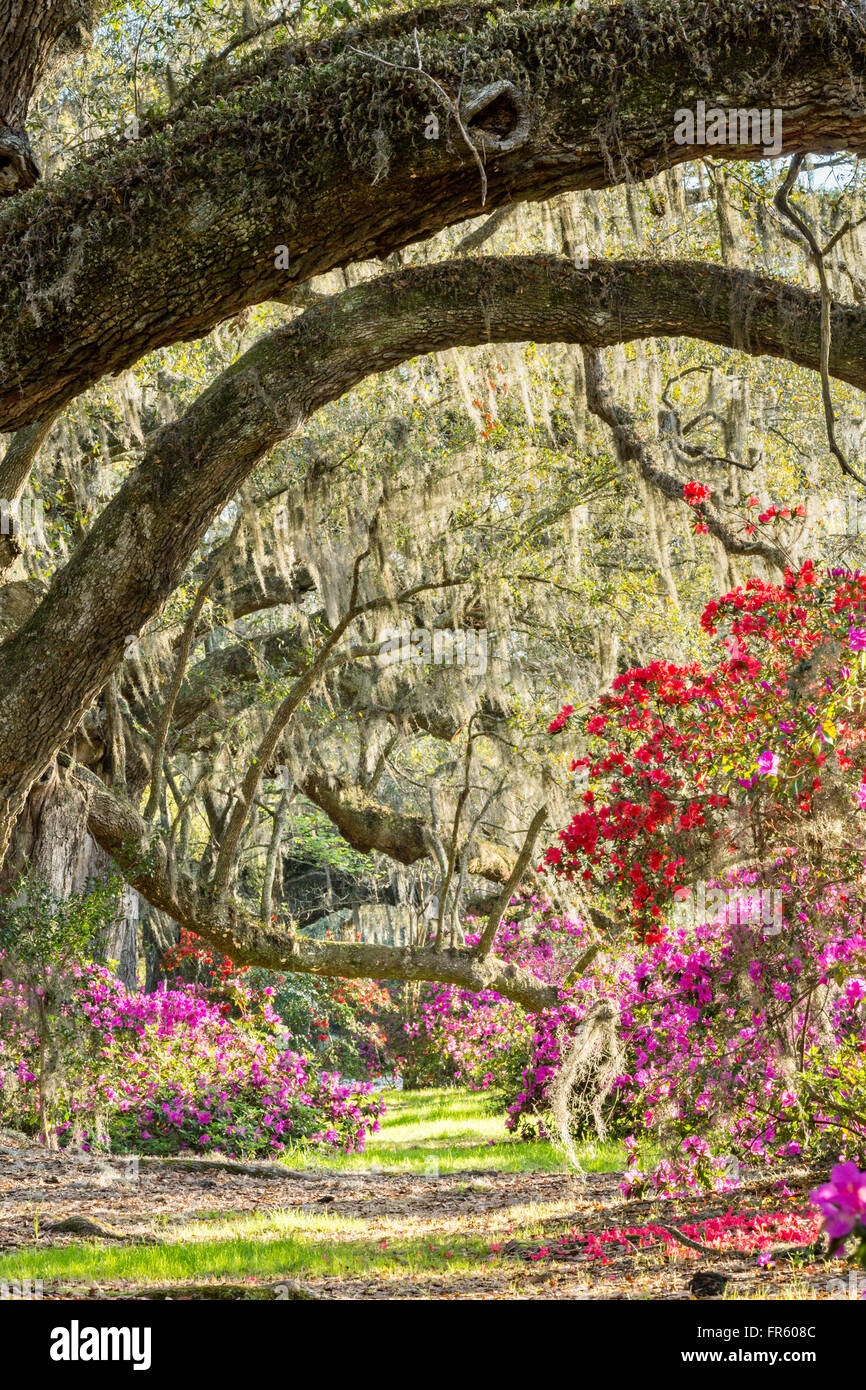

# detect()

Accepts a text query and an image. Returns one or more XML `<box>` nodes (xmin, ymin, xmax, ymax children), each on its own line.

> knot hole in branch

<box><xmin>0</xmin><ymin>131</ymin><xmax>41</xmax><ymax>197</ymax></box>
<box><xmin>461</xmin><ymin>81</ymin><xmax>530</xmax><ymax>154</ymax></box>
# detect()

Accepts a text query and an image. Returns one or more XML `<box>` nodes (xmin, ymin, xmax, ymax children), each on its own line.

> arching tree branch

<box><xmin>5</xmin><ymin>0</ymin><xmax>866</xmax><ymax>427</ymax></box>
<box><xmin>67</xmin><ymin>759</ymin><xmax>559</xmax><ymax>1012</ymax></box>
<box><xmin>0</xmin><ymin>254</ymin><xmax>860</xmax><ymax>862</ymax></box>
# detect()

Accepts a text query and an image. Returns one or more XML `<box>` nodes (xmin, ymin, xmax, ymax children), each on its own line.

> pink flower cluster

<box><xmin>810</xmin><ymin>1163</ymin><xmax>866</xmax><ymax>1241</ymax></box>
<box><xmin>404</xmin><ymin>875</ymin><xmax>866</xmax><ymax>1181</ymax></box>
<box><xmin>0</xmin><ymin>962</ymin><xmax>383</xmax><ymax>1158</ymax></box>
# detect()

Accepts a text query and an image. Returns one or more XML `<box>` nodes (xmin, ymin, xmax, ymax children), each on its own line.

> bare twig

<box><xmin>774</xmin><ymin>155</ymin><xmax>866</xmax><ymax>489</ymax></box>
<box><xmin>348</xmin><ymin>43</ymin><xmax>489</xmax><ymax>203</ymax></box>
<box><xmin>144</xmin><ymin>516</ymin><xmax>243</xmax><ymax>821</ymax></box>
<box><xmin>473</xmin><ymin>805</ymin><xmax>548</xmax><ymax>957</ymax></box>
<box><xmin>435</xmin><ymin>712</ymin><xmax>481</xmax><ymax>949</ymax></box>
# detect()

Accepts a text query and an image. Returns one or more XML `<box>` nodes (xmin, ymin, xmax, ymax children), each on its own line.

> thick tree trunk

<box><xmin>0</xmin><ymin>1</ymin><xmax>106</xmax><ymax>194</ymax></box>
<box><xmin>142</xmin><ymin>905</ymin><xmax>179</xmax><ymax>993</ymax></box>
<box><xmin>107</xmin><ymin>883</ymin><xmax>139</xmax><ymax>988</ymax></box>
<box><xmin>80</xmin><ymin>837</ymin><xmax>140</xmax><ymax>987</ymax></box>
<box><xmin>0</xmin><ymin>766</ymin><xmax>92</xmax><ymax>899</ymax></box>
<box><xmin>0</xmin><ymin>768</ymin><xmax>141</xmax><ymax>987</ymax></box>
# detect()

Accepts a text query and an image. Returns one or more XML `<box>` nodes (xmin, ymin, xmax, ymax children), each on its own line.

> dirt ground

<box><xmin>0</xmin><ymin>1132</ymin><xmax>855</xmax><ymax>1300</ymax></box>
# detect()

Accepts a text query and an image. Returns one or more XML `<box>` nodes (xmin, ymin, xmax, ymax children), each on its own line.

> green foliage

<box><xmin>0</xmin><ymin>871</ymin><xmax>121</xmax><ymax>973</ymax></box>
<box><xmin>777</xmin><ymin>1041</ymin><xmax>866</xmax><ymax>1168</ymax></box>
<box><xmin>0</xmin><ymin>873</ymin><xmax>123</xmax><ymax>1143</ymax></box>
<box><xmin>249</xmin><ymin>967</ymin><xmax>393</xmax><ymax>1077</ymax></box>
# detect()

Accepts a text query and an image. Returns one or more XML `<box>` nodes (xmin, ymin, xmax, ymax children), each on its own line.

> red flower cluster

<box><xmin>162</xmin><ymin>928</ymin><xmax>249</xmax><ymax>985</ymax></box>
<box><xmin>683</xmin><ymin>482</ymin><xmax>711</xmax><ymax>505</ymax></box>
<box><xmin>543</xmin><ymin>564</ymin><xmax>866</xmax><ymax>940</ymax></box>
<box><xmin>549</xmin><ymin>703</ymin><xmax>574</xmax><ymax>734</ymax></box>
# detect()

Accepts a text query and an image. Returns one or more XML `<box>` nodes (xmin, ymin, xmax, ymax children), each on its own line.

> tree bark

<box><xmin>297</xmin><ymin>770</ymin><xmax>519</xmax><ymax>883</ymax></box>
<box><xmin>0</xmin><ymin>1</ymin><xmax>107</xmax><ymax>194</ymax></box>
<box><xmin>3</xmin><ymin>0</ymin><xmax>866</xmax><ymax>426</ymax></box>
<box><xmin>0</xmin><ymin>765</ymin><xmax>91</xmax><ymax>899</ymax></box>
<box><xmin>107</xmin><ymin>883</ymin><xmax>139</xmax><ymax>988</ymax></box>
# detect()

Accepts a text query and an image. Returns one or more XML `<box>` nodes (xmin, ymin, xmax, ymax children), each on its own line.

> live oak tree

<box><xmin>3</xmin><ymin>0</ymin><xmax>866</xmax><ymax>1010</ymax></box>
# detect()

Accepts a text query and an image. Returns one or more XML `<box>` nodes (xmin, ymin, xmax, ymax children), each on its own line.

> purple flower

<box><xmin>810</xmin><ymin>1163</ymin><xmax>866</xmax><ymax>1240</ymax></box>
<box><xmin>756</xmin><ymin>750</ymin><xmax>779</xmax><ymax>776</ymax></box>
<box><xmin>849</xmin><ymin>626</ymin><xmax>866</xmax><ymax>652</ymax></box>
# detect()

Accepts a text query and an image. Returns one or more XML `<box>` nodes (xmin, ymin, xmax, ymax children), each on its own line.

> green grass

<box><xmin>280</xmin><ymin>1086</ymin><xmax>625</xmax><ymax>1173</ymax></box>
<box><xmin>0</xmin><ymin>1216</ymin><xmax>494</xmax><ymax>1285</ymax></box>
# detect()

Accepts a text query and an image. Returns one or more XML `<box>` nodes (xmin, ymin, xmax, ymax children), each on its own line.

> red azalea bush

<box><xmin>544</xmin><ymin>562</ymin><xmax>866</xmax><ymax>940</ymax></box>
<box><xmin>161</xmin><ymin>927</ymin><xmax>250</xmax><ymax>990</ymax></box>
<box><xmin>264</xmin><ymin>968</ymin><xmax>395</xmax><ymax>1078</ymax></box>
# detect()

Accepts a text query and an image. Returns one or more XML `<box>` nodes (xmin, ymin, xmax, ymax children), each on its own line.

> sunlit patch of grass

<box><xmin>282</xmin><ymin>1086</ymin><xmax>626</xmax><ymax>1173</ymax></box>
<box><xmin>0</xmin><ymin>1087</ymin><xmax>629</xmax><ymax>1292</ymax></box>
<box><xmin>0</xmin><ymin>1223</ymin><xmax>499</xmax><ymax>1287</ymax></box>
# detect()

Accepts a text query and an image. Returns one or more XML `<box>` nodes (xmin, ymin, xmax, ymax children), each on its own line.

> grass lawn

<box><xmin>280</xmin><ymin>1086</ymin><xmax>626</xmax><ymax>1174</ymax></box>
<box><xmin>0</xmin><ymin>1091</ymin><xmax>837</xmax><ymax>1299</ymax></box>
<box><xmin>0</xmin><ymin>1212</ymin><xmax>498</xmax><ymax>1285</ymax></box>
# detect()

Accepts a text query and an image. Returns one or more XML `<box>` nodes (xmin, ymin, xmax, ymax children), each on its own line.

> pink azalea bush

<box><xmin>0</xmin><ymin>959</ymin><xmax>383</xmax><ymax>1158</ymax></box>
<box><xmin>398</xmin><ymin>914</ymin><xmax>585</xmax><ymax>1105</ymax></box>
<box><xmin>404</xmin><ymin>882</ymin><xmax>866</xmax><ymax>1190</ymax></box>
<box><xmin>398</xmin><ymin>566</ymin><xmax>866</xmax><ymax>1195</ymax></box>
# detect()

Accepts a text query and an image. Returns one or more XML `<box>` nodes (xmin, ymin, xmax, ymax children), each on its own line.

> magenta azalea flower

<box><xmin>845</xmin><ymin>978</ymin><xmax>866</xmax><ymax>1006</ymax></box>
<box><xmin>848</xmin><ymin>626</ymin><xmax>866</xmax><ymax>652</ymax></box>
<box><xmin>756</xmin><ymin>750</ymin><xmax>779</xmax><ymax>776</ymax></box>
<box><xmin>810</xmin><ymin>1163</ymin><xmax>866</xmax><ymax>1240</ymax></box>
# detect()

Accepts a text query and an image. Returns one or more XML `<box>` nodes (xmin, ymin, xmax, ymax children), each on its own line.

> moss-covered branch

<box><xmin>5</xmin><ymin>0</ymin><xmax>866</xmax><ymax>427</ymax></box>
<box><xmin>70</xmin><ymin>762</ymin><xmax>559</xmax><ymax>1012</ymax></box>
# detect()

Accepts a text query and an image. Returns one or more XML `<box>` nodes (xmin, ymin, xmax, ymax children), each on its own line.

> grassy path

<box><xmin>284</xmin><ymin>1086</ymin><xmax>624</xmax><ymax>1174</ymax></box>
